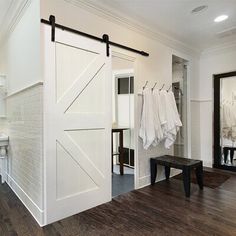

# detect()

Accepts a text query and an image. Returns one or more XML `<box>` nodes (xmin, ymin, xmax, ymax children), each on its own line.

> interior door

<box><xmin>43</xmin><ymin>26</ymin><xmax>112</xmax><ymax>224</ymax></box>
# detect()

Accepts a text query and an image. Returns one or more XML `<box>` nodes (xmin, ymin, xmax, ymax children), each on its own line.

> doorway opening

<box><xmin>172</xmin><ymin>55</ymin><xmax>188</xmax><ymax>158</ymax></box>
<box><xmin>111</xmin><ymin>54</ymin><xmax>135</xmax><ymax>197</ymax></box>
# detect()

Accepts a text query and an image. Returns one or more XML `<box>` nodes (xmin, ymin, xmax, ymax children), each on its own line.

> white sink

<box><xmin>0</xmin><ymin>133</ymin><xmax>8</xmax><ymax>147</ymax></box>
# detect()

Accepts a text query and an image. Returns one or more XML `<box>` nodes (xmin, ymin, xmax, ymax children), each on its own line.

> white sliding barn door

<box><xmin>43</xmin><ymin>26</ymin><xmax>112</xmax><ymax>224</ymax></box>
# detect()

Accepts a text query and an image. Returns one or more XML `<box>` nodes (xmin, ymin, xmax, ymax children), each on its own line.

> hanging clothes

<box><xmin>152</xmin><ymin>89</ymin><xmax>164</xmax><ymax>144</ymax></box>
<box><xmin>169</xmin><ymin>91</ymin><xmax>182</xmax><ymax>128</ymax></box>
<box><xmin>159</xmin><ymin>90</ymin><xmax>168</xmax><ymax>139</ymax></box>
<box><xmin>164</xmin><ymin>91</ymin><xmax>182</xmax><ymax>149</ymax></box>
<box><xmin>139</xmin><ymin>87</ymin><xmax>182</xmax><ymax>150</ymax></box>
<box><xmin>139</xmin><ymin>88</ymin><xmax>156</xmax><ymax>150</ymax></box>
<box><xmin>162</xmin><ymin>90</ymin><xmax>177</xmax><ymax>149</ymax></box>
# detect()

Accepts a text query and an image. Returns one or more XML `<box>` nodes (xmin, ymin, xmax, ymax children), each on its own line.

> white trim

<box><xmin>111</xmin><ymin>48</ymin><xmax>140</xmax><ymax>190</ymax></box>
<box><xmin>201</xmin><ymin>42</ymin><xmax>236</xmax><ymax>58</ymax></box>
<box><xmin>186</xmin><ymin>61</ymin><xmax>191</xmax><ymax>159</ymax></box>
<box><xmin>6</xmin><ymin>174</ymin><xmax>44</xmax><ymax>226</ymax></box>
<box><xmin>0</xmin><ymin>0</ymin><xmax>32</xmax><ymax>47</ymax></box>
<box><xmin>171</xmin><ymin>53</ymin><xmax>191</xmax><ymax>159</ymax></box>
<box><xmin>138</xmin><ymin>169</ymin><xmax>182</xmax><ymax>189</ymax></box>
<box><xmin>6</xmin><ymin>81</ymin><xmax>43</xmax><ymax>98</ymax></box>
<box><xmin>191</xmin><ymin>99</ymin><xmax>212</xmax><ymax>103</ymax></box>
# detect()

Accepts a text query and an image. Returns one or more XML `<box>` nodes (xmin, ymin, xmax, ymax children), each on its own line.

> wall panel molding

<box><xmin>6</xmin><ymin>81</ymin><xmax>43</xmax><ymax>98</ymax></box>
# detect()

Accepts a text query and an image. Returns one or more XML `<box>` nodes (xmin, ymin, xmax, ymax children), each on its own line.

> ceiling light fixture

<box><xmin>214</xmin><ymin>15</ymin><xmax>228</xmax><ymax>22</ymax></box>
<box><xmin>191</xmin><ymin>5</ymin><xmax>208</xmax><ymax>14</ymax></box>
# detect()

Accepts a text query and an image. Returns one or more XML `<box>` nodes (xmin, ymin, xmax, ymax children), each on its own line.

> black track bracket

<box><xmin>49</xmin><ymin>15</ymin><xmax>56</xmax><ymax>42</ymax></box>
<box><xmin>102</xmin><ymin>34</ymin><xmax>110</xmax><ymax>57</ymax></box>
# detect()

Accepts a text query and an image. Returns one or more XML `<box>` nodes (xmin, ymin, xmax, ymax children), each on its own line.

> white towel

<box><xmin>169</xmin><ymin>91</ymin><xmax>182</xmax><ymax>128</ymax></box>
<box><xmin>139</xmin><ymin>88</ymin><xmax>156</xmax><ymax>149</ymax></box>
<box><xmin>152</xmin><ymin>89</ymin><xmax>164</xmax><ymax>144</ymax></box>
<box><xmin>159</xmin><ymin>90</ymin><xmax>168</xmax><ymax>138</ymax></box>
<box><xmin>164</xmin><ymin>91</ymin><xmax>182</xmax><ymax>149</ymax></box>
<box><xmin>163</xmin><ymin>91</ymin><xmax>176</xmax><ymax>148</ymax></box>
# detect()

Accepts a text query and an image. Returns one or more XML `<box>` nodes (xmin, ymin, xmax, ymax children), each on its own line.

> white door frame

<box><xmin>112</xmin><ymin>69</ymin><xmax>134</xmax><ymax>167</ymax></box>
<box><xmin>111</xmin><ymin>49</ymin><xmax>139</xmax><ymax>189</ymax></box>
<box><xmin>171</xmin><ymin>53</ymin><xmax>191</xmax><ymax>159</ymax></box>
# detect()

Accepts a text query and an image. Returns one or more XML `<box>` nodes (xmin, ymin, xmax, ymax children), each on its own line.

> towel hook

<box><xmin>167</xmin><ymin>85</ymin><xmax>172</xmax><ymax>91</ymax></box>
<box><xmin>143</xmin><ymin>81</ymin><xmax>148</xmax><ymax>90</ymax></box>
<box><xmin>152</xmin><ymin>82</ymin><xmax>157</xmax><ymax>91</ymax></box>
<box><xmin>159</xmin><ymin>84</ymin><xmax>165</xmax><ymax>91</ymax></box>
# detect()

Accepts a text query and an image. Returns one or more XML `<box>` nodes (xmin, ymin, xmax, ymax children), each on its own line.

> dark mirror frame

<box><xmin>213</xmin><ymin>71</ymin><xmax>236</xmax><ymax>171</ymax></box>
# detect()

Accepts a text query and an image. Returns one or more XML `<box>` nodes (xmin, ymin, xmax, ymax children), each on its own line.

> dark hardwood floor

<box><xmin>1</xmin><ymin>168</ymin><xmax>236</xmax><ymax>235</ymax></box>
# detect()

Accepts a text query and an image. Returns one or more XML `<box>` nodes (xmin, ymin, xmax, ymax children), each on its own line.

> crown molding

<box><xmin>201</xmin><ymin>41</ymin><xmax>236</xmax><ymax>58</ymax></box>
<box><xmin>0</xmin><ymin>0</ymin><xmax>31</xmax><ymax>47</ymax></box>
<box><xmin>64</xmin><ymin>0</ymin><xmax>201</xmax><ymax>58</ymax></box>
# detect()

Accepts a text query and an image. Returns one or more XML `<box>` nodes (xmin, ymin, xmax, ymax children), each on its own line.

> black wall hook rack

<box><xmin>41</xmin><ymin>15</ymin><xmax>149</xmax><ymax>57</ymax></box>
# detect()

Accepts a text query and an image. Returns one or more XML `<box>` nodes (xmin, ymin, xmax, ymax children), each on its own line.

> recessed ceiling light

<box><xmin>214</xmin><ymin>15</ymin><xmax>228</xmax><ymax>22</ymax></box>
<box><xmin>191</xmin><ymin>5</ymin><xmax>208</xmax><ymax>14</ymax></box>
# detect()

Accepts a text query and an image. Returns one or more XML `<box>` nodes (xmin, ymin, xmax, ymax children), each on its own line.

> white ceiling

<box><xmin>1</xmin><ymin>0</ymin><xmax>236</xmax><ymax>52</ymax></box>
<box><xmin>86</xmin><ymin>0</ymin><xmax>236</xmax><ymax>52</ymax></box>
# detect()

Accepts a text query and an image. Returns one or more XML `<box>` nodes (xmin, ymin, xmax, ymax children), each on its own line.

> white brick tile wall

<box><xmin>0</xmin><ymin>118</ymin><xmax>7</xmax><ymax>132</ymax></box>
<box><xmin>6</xmin><ymin>84</ymin><xmax>43</xmax><ymax>209</ymax></box>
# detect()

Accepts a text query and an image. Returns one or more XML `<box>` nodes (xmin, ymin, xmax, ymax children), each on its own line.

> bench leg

<box><xmin>165</xmin><ymin>166</ymin><xmax>170</xmax><ymax>180</ymax></box>
<box><xmin>230</xmin><ymin>149</ymin><xmax>234</xmax><ymax>165</ymax></box>
<box><xmin>183</xmin><ymin>167</ymin><xmax>191</xmax><ymax>197</ymax></box>
<box><xmin>150</xmin><ymin>159</ymin><xmax>157</xmax><ymax>185</ymax></box>
<box><xmin>195</xmin><ymin>163</ymin><xmax>203</xmax><ymax>190</ymax></box>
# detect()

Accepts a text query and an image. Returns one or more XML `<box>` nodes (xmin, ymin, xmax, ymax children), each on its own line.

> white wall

<box><xmin>0</xmin><ymin>45</ymin><xmax>7</xmax><ymax>128</ymax></box>
<box><xmin>0</xmin><ymin>118</ymin><xmax>7</xmax><ymax>132</ymax></box>
<box><xmin>0</xmin><ymin>0</ymin><xmax>43</xmax><ymax>225</ymax></box>
<box><xmin>41</xmin><ymin>0</ymin><xmax>199</xmax><ymax>188</ymax></box>
<box><xmin>199</xmin><ymin>46</ymin><xmax>236</xmax><ymax>167</ymax></box>
<box><xmin>5</xmin><ymin>0</ymin><xmax>42</xmax><ymax>95</ymax></box>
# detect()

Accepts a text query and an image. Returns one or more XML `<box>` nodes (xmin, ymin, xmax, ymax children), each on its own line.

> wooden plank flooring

<box><xmin>1</xmin><ymin>168</ymin><xmax>236</xmax><ymax>235</ymax></box>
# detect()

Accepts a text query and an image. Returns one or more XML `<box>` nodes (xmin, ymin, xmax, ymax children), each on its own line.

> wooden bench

<box><xmin>150</xmin><ymin>155</ymin><xmax>203</xmax><ymax>197</ymax></box>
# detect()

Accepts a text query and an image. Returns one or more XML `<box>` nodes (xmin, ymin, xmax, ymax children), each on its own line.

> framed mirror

<box><xmin>214</xmin><ymin>71</ymin><xmax>236</xmax><ymax>171</ymax></box>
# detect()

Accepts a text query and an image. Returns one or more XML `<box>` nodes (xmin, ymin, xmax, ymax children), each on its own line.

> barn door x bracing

<box><xmin>43</xmin><ymin>26</ymin><xmax>112</xmax><ymax>224</ymax></box>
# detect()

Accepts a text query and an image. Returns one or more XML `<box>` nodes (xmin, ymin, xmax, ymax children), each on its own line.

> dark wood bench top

<box><xmin>150</xmin><ymin>155</ymin><xmax>202</xmax><ymax>169</ymax></box>
<box><xmin>150</xmin><ymin>155</ymin><xmax>203</xmax><ymax>197</ymax></box>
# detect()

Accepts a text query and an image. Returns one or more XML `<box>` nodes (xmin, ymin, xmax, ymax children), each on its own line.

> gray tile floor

<box><xmin>113</xmin><ymin>165</ymin><xmax>134</xmax><ymax>175</ymax></box>
<box><xmin>112</xmin><ymin>165</ymin><xmax>134</xmax><ymax>197</ymax></box>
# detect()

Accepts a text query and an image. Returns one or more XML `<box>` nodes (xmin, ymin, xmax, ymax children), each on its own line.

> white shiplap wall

<box><xmin>6</xmin><ymin>84</ymin><xmax>44</xmax><ymax>224</ymax></box>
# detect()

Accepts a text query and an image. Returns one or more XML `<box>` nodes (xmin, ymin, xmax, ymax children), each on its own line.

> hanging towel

<box><xmin>139</xmin><ymin>88</ymin><xmax>156</xmax><ymax>150</ymax></box>
<box><xmin>163</xmin><ymin>91</ymin><xmax>182</xmax><ymax>149</ymax></box>
<box><xmin>163</xmin><ymin>90</ymin><xmax>176</xmax><ymax>149</ymax></box>
<box><xmin>159</xmin><ymin>90</ymin><xmax>168</xmax><ymax>138</ymax></box>
<box><xmin>169</xmin><ymin>91</ymin><xmax>182</xmax><ymax>128</ymax></box>
<box><xmin>152</xmin><ymin>89</ymin><xmax>164</xmax><ymax>144</ymax></box>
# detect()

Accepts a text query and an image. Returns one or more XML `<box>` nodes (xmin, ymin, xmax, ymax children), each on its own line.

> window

<box><xmin>117</xmin><ymin>76</ymin><xmax>134</xmax><ymax>94</ymax></box>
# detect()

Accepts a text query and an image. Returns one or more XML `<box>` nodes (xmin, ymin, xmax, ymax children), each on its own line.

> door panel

<box><xmin>44</xmin><ymin>26</ymin><xmax>111</xmax><ymax>224</ymax></box>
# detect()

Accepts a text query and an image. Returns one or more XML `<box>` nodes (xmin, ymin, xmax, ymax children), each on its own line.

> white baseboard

<box><xmin>203</xmin><ymin>161</ymin><xmax>212</xmax><ymax>168</ymax></box>
<box><xmin>138</xmin><ymin>169</ymin><xmax>182</xmax><ymax>189</ymax></box>
<box><xmin>6</xmin><ymin>174</ymin><xmax>44</xmax><ymax>226</ymax></box>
